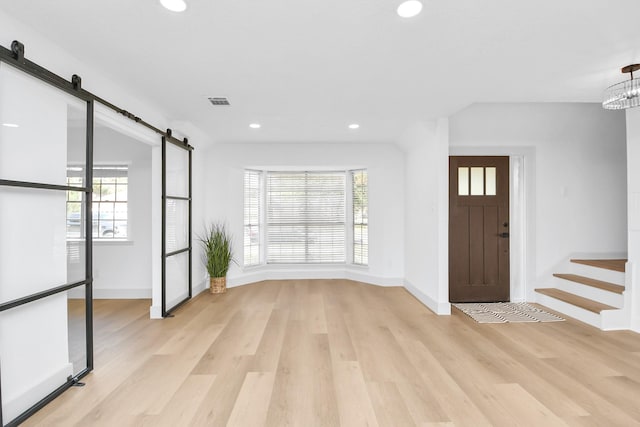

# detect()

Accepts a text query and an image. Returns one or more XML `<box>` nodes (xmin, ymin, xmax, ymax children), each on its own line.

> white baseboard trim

<box><xmin>227</xmin><ymin>270</ymin><xmax>453</xmax><ymax>315</ymax></box>
<box><xmin>227</xmin><ymin>268</ymin><xmax>343</xmax><ymax>286</ymax></box>
<box><xmin>345</xmin><ymin>270</ymin><xmax>403</xmax><ymax>287</ymax></box>
<box><xmin>149</xmin><ymin>304</ymin><xmax>162</xmax><ymax>319</ymax></box>
<box><xmin>632</xmin><ymin>316</ymin><xmax>640</xmax><ymax>334</ymax></box>
<box><xmin>193</xmin><ymin>279</ymin><xmax>208</xmax><ymax>296</ymax></box>
<box><xmin>93</xmin><ymin>288</ymin><xmax>152</xmax><ymax>299</ymax></box>
<box><xmin>3</xmin><ymin>363</ymin><xmax>73</xmax><ymax>422</ymax></box>
<box><xmin>227</xmin><ymin>268</ymin><xmax>402</xmax><ymax>288</ymax></box>
<box><xmin>403</xmin><ymin>280</ymin><xmax>451</xmax><ymax>315</ymax></box>
<box><xmin>149</xmin><ymin>280</ymin><xmax>207</xmax><ymax>320</ymax></box>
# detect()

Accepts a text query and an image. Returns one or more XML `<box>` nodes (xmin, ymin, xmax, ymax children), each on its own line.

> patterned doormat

<box><xmin>453</xmin><ymin>302</ymin><xmax>565</xmax><ymax>323</ymax></box>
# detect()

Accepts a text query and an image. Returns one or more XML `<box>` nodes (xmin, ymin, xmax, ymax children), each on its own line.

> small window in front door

<box><xmin>457</xmin><ymin>166</ymin><xmax>497</xmax><ymax>196</ymax></box>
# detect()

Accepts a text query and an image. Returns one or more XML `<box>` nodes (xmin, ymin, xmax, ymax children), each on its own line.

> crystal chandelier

<box><xmin>603</xmin><ymin>64</ymin><xmax>640</xmax><ymax>110</ymax></box>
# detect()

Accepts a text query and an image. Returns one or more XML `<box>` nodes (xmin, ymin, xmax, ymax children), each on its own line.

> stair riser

<box><xmin>534</xmin><ymin>293</ymin><xmax>602</xmax><ymax>329</ymax></box>
<box><xmin>553</xmin><ymin>278</ymin><xmax>624</xmax><ymax>308</ymax></box>
<box><xmin>569</xmin><ymin>263</ymin><xmax>625</xmax><ymax>286</ymax></box>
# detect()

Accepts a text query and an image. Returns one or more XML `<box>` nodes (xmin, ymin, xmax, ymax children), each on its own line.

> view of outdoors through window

<box><xmin>66</xmin><ymin>166</ymin><xmax>128</xmax><ymax>239</ymax></box>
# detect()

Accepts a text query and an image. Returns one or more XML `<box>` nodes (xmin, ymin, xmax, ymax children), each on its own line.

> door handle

<box><xmin>499</xmin><ymin>232</ymin><xmax>510</xmax><ymax>238</ymax></box>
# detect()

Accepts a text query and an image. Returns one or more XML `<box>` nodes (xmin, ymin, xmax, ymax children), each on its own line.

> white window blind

<box><xmin>244</xmin><ymin>170</ymin><xmax>261</xmax><ymax>266</ymax></box>
<box><xmin>352</xmin><ymin>169</ymin><xmax>368</xmax><ymax>265</ymax></box>
<box><xmin>266</xmin><ymin>171</ymin><xmax>345</xmax><ymax>263</ymax></box>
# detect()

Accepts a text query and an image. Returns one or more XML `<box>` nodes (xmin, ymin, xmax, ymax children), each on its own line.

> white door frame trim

<box><xmin>94</xmin><ymin>104</ymin><xmax>163</xmax><ymax>318</ymax></box>
<box><xmin>448</xmin><ymin>146</ymin><xmax>535</xmax><ymax>302</ymax></box>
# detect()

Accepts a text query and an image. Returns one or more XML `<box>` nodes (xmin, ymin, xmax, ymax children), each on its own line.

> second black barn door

<box><xmin>162</xmin><ymin>136</ymin><xmax>192</xmax><ymax>316</ymax></box>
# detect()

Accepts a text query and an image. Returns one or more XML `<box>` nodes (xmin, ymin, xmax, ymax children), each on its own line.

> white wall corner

<box><xmin>193</xmin><ymin>278</ymin><xmax>208</xmax><ymax>296</ymax></box>
<box><xmin>628</xmin><ymin>108</ymin><xmax>640</xmax><ymax>332</ymax></box>
<box><xmin>150</xmin><ymin>145</ymin><xmax>163</xmax><ymax>319</ymax></box>
<box><xmin>227</xmin><ymin>270</ymin><xmax>269</xmax><ymax>288</ymax></box>
<box><xmin>149</xmin><ymin>304</ymin><xmax>163</xmax><ymax>319</ymax></box>
<box><xmin>436</xmin><ymin>117</ymin><xmax>450</xmax><ymax>306</ymax></box>
<box><xmin>345</xmin><ymin>269</ymin><xmax>403</xmax><ymax>287</ymax></box>
<box><xmin>396</xmin><ymin>121</ymin><xmax>438</xmax><ymax>153</ymax></box>
<box><xmin>404</xmin><ymin>279</ymin><xmax>451</xmax><ymax>315</ymax></box>
<box><xmin>627</xmin><ymin>260</ymin><xmax>639</xmax><ymax>333</ymax></box>
<box><xmin>632</xmin><ymin>312</ymin><xmax>640</xmax><ymax>333</ymax></box>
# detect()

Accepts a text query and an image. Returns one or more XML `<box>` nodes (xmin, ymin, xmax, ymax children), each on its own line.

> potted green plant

<box><xmin>199</xmin><ymin>223</ymin><xmax>235</xmax><ymax>294</ymax></box>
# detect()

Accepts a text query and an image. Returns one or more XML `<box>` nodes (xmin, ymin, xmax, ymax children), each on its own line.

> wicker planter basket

<box><xmin>210</xmin><ymin>277</ymin><xmax>227</xmax><ymax>294</ymax></box>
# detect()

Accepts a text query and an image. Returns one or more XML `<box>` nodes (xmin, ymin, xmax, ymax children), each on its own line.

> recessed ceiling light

<box><xmin>2</xmin><ymin>123</ymin><xmax>19</xmax><ymax>128</ymax></box>
<box><xmin>249</xmin><ymin>123</ymin><xmax>261</xmax><ymax>129</ymax></box>
<box><xmin>348</xmin><ymin>124</ymin><xmax>360</xmax><ymax>129</ymax></box>
<box><xmin>160</xmin><ymin>0</ymin><xmax>187</xmax><ymax>12</ymax></box>
<box><xmin>397</xmin><ymin>0</ymin><xmax>422</xmax><ymax>18</ymax></box>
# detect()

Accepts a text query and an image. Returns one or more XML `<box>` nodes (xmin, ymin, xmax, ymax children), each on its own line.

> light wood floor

<box><xmin>23</xmin><ymin>279</ymin><xmax>640</xmax><ymax>426</ymax></box>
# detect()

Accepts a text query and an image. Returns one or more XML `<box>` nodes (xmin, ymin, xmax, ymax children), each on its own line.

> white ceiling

<box><xmin>1</xmin><ymin>0</ymin><xmax>639</xmax><ymax>145</ymax></box>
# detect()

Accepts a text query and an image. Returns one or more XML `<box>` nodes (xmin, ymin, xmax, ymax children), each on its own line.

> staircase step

<box><xmin>535</xmin><ymin>288</ymin><xmax>616</xmax><ymax>314</ymax></box>
<box><xmin>570</xmin><ymin>259</ymin><xmax>626</xmax><ymax>272</ymax></box>
<box><xmin>553</xmin><ymin>274</ymin><xmax>625</xmax><ymax>294</ymax></box>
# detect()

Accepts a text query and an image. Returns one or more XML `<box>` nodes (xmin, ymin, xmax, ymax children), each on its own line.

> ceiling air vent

<box><xmin>208</xmin><ymin>97</ymin><xmax>230</xmax><ymax>106</ymax></box>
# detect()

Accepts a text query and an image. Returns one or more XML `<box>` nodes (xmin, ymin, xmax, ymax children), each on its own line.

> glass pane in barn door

<box><xmin>0</xmin><ymin>62</ymin><xmax>92</xmax><ymax>426</ymax></box>
<box><xmin>165</xmin><ymin>251</ymin><xmax>190</xmax><ymax>310</ymax></box>
<box><xmin>162</xmin><ymin>136</ymin><xmax>192</xmax><ymax>317</ymax></box>
<box><xmin>165</xmin><ymin>199</ymin><xmax>189</xmax><ymax>253</ymax></box>
<box><xmin>67</xmin><ymin>286</ymin><xmax>87</xmax><ymax>375</ymax></box>
<box><xmin>165</xmin><ymin>143</ymin><xmax>189</xmax><ymax>198</ymax></box>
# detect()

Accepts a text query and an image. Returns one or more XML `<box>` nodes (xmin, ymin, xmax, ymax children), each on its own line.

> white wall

<box><xmin>93</xmin><ymin>127</ymin><xmax>153</xmax><ymax>298</ymax></box>
<box><xmin>0</xmin><ymin>9</ymin><xmax>169</xmax><ymax>136</ymax></box>
<box><xmin>191</xmin><ymin>145</ymin><xmax>208</xmax><ymax>295</ymax></box>
<box><xmin>450</xmin><ymin>103</ymin><xmax>628</xmax><ymax>301</ymax></box>
<box><xmin>400</xmin><ymin>120</ymin><xmax>451</xmax><ymax>314</ymax></box>
<box><xmin>68</xmin><ymin>126</ymin><xmax>153</xmax><ymax>298</ymax></box>
<box><xmin>99</xmin><ymin>127</ymin><xmax>154</xmax><ymax>298</ymax></box>
<box><xmin>626</xmin><ymin>107</ymin><xmax>640</xmax><ymax>332</ymax></box>
<box><xmin>202</xmin><ymin>142</ymin><xmax>405</xmax><ymax>287</ymax></box>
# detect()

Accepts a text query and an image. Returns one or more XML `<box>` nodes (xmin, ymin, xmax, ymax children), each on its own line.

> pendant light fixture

<box><xmin>602</xmin><ymin>64</ymin><xmax>640</xmax><ymax>110</ymax></box>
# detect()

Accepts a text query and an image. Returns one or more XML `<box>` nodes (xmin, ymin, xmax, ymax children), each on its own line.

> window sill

<box><xmin>242</xmin><ymin>262</ymin><xmax>369</xmax><ymax>271</ymax></box>
<box><xmin>67</xmin><ymin>238</ymin><xmax>134</xmax><ymax>246</ymax></box>
<box><xmin>94</xmin><ymin>239</ymin><xmax>134</xmax><ymax>246</ymax></box>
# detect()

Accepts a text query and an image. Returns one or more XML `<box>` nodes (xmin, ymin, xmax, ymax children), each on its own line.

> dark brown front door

<box><xmin>449</xmin><ymin>156</ymin><xmax>509</xmax><ymax>302</ymax></box>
